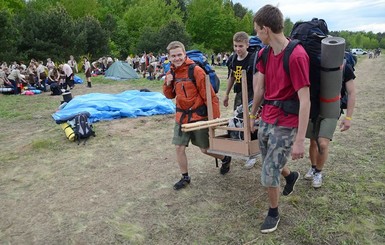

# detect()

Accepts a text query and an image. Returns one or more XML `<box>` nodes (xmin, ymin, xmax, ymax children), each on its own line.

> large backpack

<box><xmin>260</xmin><ymin>18</ymin><xmax>329</xmax><ymax>120</ymax></box>
<box><xmin>50</xmin><ymin>82</ymin><xmax>62</xmax><ymax>96</ymax></box>
<box><xmin>73</xmin><ymin>113</ymin><xmax>95</xmax><ymax>144</ymax></box>
<box><xmin>185</xmin><ymin>50</ymin><xmax>220</xmax><ymax>93</ymax></box>
<box><xmin>228</xmin><ymin>101</ymin><xmax>258</xmax><ymax>140</ymax></box>
<box><xmin>344</xmin><ymin>51</ymin><xmax>356</xmax><ymax>70</ymax></box>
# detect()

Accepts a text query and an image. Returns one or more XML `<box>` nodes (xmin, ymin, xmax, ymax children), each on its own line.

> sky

<box><xmin>236</xmin><ymin>0</ymin><xmax>385</xmax><ymax>33</ymax></box>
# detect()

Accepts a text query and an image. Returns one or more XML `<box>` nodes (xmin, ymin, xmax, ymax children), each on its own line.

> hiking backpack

<box><xmin>228</xmin><ymin>101</ymin><xmax>258</xmax><ymax>140</ymax></box>
<box><xmin>185</xmin><ymin>50</ymin><xmax>220</xmax><ymax>93</ymax></box>
<box><xmin>50</xmin><ymin>82</ymin><xmax>62</xmax><ymax>96</ymax></box>
<box><xmin>73</xmin><ymin>113</ymin><xmax>95</xmax><ymax>144</ymax></box>
<box><xmin>260</xmin><ymin>18</ymin><xmax>329</xmax><ymax>120</ymax></box>
<box><xmin>344</xmin><ymin>51</ymin><xmax>356</xmax><ymax>70</ymax></box>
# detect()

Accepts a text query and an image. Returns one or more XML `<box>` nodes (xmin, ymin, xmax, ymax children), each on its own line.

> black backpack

<box><xmin>260</xmin><ymin>18</ymin><xmax>329</xmax><ymax>120</ymax></box>
<box><xmin>73</xmin><ymin>113</ymin><xmax>95</xmax><ymax>144</ymax></box>
<box><xmin>50</xmin><ymin>82</ymin><xmax>62</xmax><ymax>96</ymax></box>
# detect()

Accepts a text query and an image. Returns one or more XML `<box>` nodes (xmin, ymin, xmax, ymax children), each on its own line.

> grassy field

<box><xmin>0</xmin><ymin>56</ymin><xmax>384</xmax><ymax>245</ymax></box>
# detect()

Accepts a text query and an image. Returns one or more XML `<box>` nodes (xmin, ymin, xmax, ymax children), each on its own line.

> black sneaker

<box><xmin>173</xmin><ymin>177</ymin><xmax>191</xmax><ymax>190</ymax></box>
<box><xmin>220</xmin><ymin>156</ymin><xmax>231</xmax><ymax>175</ymax></box>
<box><xmin>283</xmin><ymin>171</ymin><xmax>300</xmax><ymax>196</ymax></box>
<box><xmin>260</xmin><ymin>215</ymin><xmax>280</xmax><ymax>233</ymax></box>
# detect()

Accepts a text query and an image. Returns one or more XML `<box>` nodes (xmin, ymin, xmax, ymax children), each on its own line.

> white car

<box><xmin>351</xmin><ymin>48</ymin><xmax>367</xmax><ymax>55</ymax></box>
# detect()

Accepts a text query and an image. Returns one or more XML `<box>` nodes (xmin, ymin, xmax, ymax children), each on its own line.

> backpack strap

<box><xmin>282</xmin><ymin>39</ymin><xmax>301</xmax><ymax>78</ymax></box>
<box><xmin>188</xmin><ymin>63</ymin><xmax>196</xmax><ymax>84</ymax></box>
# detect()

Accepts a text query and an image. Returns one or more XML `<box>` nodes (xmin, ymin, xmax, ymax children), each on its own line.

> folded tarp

<box><xmin>52</xmin><ymin>90</ymin><xmax>175</xmax><ymax>124</ymax></box>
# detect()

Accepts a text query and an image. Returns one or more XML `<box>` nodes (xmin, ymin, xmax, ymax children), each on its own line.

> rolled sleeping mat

<box><xmin>320</xmin><ymin>37</ymin><xmax>345</xmax><ymax>118</ymax></box>
<box><xmin>320</xmin><ymin>70</ymin><xmax>343</xmax><ymax>118</ymax></box>
<box><xmin>0</xmin><ymin>87</ymin><xmax>14</xmax><ymax>93</ymax></box>
<box><xmin>60</xmin><ymin>122</ymin><xmax>75</xmax><ymax>141</ymax></box>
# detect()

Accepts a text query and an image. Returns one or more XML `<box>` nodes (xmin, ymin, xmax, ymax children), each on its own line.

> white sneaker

<box><xmin>244</xmin><ymin>157</ymin><xmax>257</xmax><ymax>169</ymax></box>
<box><xmin>304</xmin><ymin>168</ymin><xmax>315</xmax><ymax>180</ymax></box>
<box><xmin>313</xmin><ymin>172</ymin><xmax>323</xmax><ymax>188</ymax></box>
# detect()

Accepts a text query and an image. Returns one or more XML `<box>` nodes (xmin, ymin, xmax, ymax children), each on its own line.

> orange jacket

<box><xmin>163</xmin><ymin>57</ymin><xmax>220</xmax><ymax>124</ymax></box>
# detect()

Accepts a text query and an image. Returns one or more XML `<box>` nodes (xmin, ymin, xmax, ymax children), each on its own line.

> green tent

<box><xmin>105</xmin><ymin>61</ymin><xmax>139</xmax><ymax>80</ymax></box>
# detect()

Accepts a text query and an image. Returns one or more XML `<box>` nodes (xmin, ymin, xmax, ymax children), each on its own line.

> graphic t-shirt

<box><xmin>231</xmin><ymin>52</ymin><xmax>253</xmax><ymax>96</ymax></box>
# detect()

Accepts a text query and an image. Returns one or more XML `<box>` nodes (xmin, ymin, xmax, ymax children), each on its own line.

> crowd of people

<box><xmin>0</xmin><ymin>56</ymin><xmax>91</xmax><ymax>95</ymax></box>
<box><xmin>125</xmin><ymin>52</ymin><xmax>171</xmax><ymax>80</ymax></box>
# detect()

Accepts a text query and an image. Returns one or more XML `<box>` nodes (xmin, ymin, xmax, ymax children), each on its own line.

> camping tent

<box><xmin>104</xmin><ymin>61</ymin><xmax>139</xmax><ymax>80</ymax></box>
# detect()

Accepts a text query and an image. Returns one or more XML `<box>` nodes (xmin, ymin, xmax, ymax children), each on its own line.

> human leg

<box><xmin>259</xmin><ymin>122</ymin><xmax>297</xmax><ymax>233</ymax></box>
<box><xmin>193</xmin><ymin>128</ymin><xmax>232</xmax><ymax>175</ymax></box>
<box><xmin>172</xmin><ymin>124</ymin><xmax>191</xmax><ymax>190</ymax></box>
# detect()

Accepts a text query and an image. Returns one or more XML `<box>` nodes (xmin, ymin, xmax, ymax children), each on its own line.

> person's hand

<box><xmin>223</xmin><ymin>95</ymin><xmax>229</xmax><ymax>107</ymax></box>
<box><xmin>291</xmin><ymin>139</ymin><xmax>305</xmax><ymax>160</ymax></box>
<box><xmin>249</xmin><ymin>118</ymin><xmax>256</xmax><ymax>133</ymax></box>
<box><xmin>340</xmin><ymin>117</ymin><xmax>351</xmax><ymax>132</ymax></box>
<box><xmin>165</xmin><ymin>74</ymin><xmax>173</xmax><ymax>86</ymax></box>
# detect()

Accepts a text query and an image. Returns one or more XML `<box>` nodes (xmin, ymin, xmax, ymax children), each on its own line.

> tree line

<box><xmin>1</xmin><ymin>0</ymin><xmax>384</xmax><ymax>64</ymax></box>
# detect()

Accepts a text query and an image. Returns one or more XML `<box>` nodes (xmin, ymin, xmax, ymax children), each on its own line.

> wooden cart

<box><xmin>182</xmin><ymin>70</ymin><xmax>260</xmax><ymax>159</ymax></box>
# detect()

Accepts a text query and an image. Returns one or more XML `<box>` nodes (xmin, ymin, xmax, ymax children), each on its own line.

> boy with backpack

<box><xmin>249</xmin><ymin>5</ymin><xmax>310</xmax><ymax>233</ymax></box>
<box><xmin>163</xmin><ymin>41</ymin><xmax>232</xmax><ymax>191</ymax></box>
<box><xmin>304</xmin><ymin>60</ymin><xmax>356</xmax><ymax>188</ymax></box>
<box><xmin>224</xmin><ymin>31</ymin><xmax>262</xmax><ymax>169</ymax></box>
<box><xmin>224</xmin><ymin>31</ymin><xmax>256</xmax><ymax>111</ymax></box>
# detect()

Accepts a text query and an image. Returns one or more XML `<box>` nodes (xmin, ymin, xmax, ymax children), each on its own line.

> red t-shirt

<box><xmin>257</xmin><ymin>44</ymin><xmax>310</xmax><ymax>127</ymax></box>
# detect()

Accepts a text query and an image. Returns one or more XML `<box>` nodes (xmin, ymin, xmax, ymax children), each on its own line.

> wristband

<box><xmin>345</xmin><ymin>116</ymin><xmax>352</xmax><ymax>121</ymax></box>
<box><xmin>249</xmin><ymin>114</ymin><xmax>257</xmax><ymax>119</ymax></box>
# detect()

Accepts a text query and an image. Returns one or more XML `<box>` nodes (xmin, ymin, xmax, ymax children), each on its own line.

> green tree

<box><xmin>0</xmin><ymin>9</ymin><xmax>20</xmax><ymax>62</ymax></box>
<box><xmin>235</xmin><ymin>10</ymin><xmax>254</xmax><ymax>35</ymax></box>
<box><xmin>284</xmin><ymin>18</ymin><xmax>294</xmax><ymax>36</ymax></box>
<box><xmin>59</xmin><ymin>0</ymin><xmax>98</xmax><ymax>19</ymax></box>
<box><xmin>16</xmin><ymin>4</ymin><xmax>76</xmax><ymax>62</ymax></box>
<box><xmin>233</xmin><ymin>2</ymin><xmax>247</xmax><ymax>19</ymax></box>
<box><xmin>0</xmin><ymin>0</ymin><xmax>25</xmax><ymax>12</ymax></box>
<box><xmin>136</xmin><ymin>20</ymin><xmax>190</xmax><ymax>55</ymax></box>
<box><xmin>74</xmin><ymin>15</ymin><xmax>109</xmax><ymax>59</ymax></box>
<box><xmin>186</xmin><ymin>0</ymin><xmax>236</xmax><ymax>52</ymax></box>
<box><xmin>116</xmin><ymin>0</ymin><xmax>182</xmax><ymax>55</ymax></box>
<box><xmin>379</xmin><ymin>39</ymin><xmax>385</xmax><ymax>49</ymax></box>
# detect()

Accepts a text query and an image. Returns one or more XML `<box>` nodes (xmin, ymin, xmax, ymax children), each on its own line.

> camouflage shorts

<box><xmin>258</xmin><ymin>120</ymin><xmax>297</xmax><ymax>187</ymax></box>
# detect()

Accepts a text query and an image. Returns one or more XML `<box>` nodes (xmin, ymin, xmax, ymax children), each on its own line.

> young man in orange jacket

<box><xmin>163</xmin><ymin>41</ymin><xmax>231</xmax><ymax>190</ymax></box>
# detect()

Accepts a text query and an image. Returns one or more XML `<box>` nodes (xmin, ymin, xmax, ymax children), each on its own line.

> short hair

<box><xmin>233</xmin><ymin>31</ymin><xmax>249</xmax><ymax>43</ymax></box>
<box><xmin>166</xmin><ymin>41</ymin><xmax>186</xmax><ymax>53</ymax></box>
<box><xmin>253</xmin><ymin>4</ymin><xmax>284</xmax><ymax>34</ymax></box>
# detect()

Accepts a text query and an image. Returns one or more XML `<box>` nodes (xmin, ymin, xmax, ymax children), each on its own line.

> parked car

<box><xmin>351</xmin><ymin>48</ymin><xmax>367</xmax><ymax>55</ymax></box>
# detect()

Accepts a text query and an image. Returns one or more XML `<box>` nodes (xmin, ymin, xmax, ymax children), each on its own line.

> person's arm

<box><xmin>340</xmin><ymin>79</ymin><xmax>356</xmax><ymax>131</ymax></box>
<box><xmin>249</xmin><ymin>72</ymin><xmax>265</xmax><ymax>132</ymax></box>
<box><xmin>223</xmin><ymin>76</ymin><xmax>235</xmax><ymax>107</ymax></box>
<box><xmin>163</xmin><ymin>71</ymin><xmax>176</xmax><ymax>99</ymax></box>
<box><xmin>74</xmin><ymin>61</ymin><xmax>78</xmax><ymax>73</ymax></box>
<box><xmin>291</xmin><ymin>86</ymin><xmax>310</xmax><ymax>160</ymax></box>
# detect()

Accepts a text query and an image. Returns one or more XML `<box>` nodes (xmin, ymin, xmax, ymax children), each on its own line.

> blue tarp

<box><xmin>52</xmin><ymin>90</ymin><xmax>175</xmax><ymax>124</ymax></box>
<box><xmin>74</xmin><ymin>75</ymin><xmax>83</xmax><ymax>84</ymax></box>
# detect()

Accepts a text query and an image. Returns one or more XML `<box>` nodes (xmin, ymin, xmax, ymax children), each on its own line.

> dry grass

<box><xmin>1</xmin><ymin>57</ymin><xmax>384</xmax><ymax>245</ymax></box>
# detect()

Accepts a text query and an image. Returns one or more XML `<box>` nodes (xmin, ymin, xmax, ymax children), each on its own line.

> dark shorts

<box><xmin>140</xmin><ymin>63</ymin><xmax>146</xmax><ymax>72</ymax></box>
<box><xmin>306</xmin><ymin>117</ymin><xmax>337</xmax><ymax>140</ymax></box>
<box><xmin>172</xmin><ymin>123</ymin><xmax>209</xmax><ymax>149</ymax></box>
<box><xmin>258</xmin><ymin>120</ymin><xmax>297</xmax><ymax>187</ymax></box>
<box><xmin>85</xmin><ymin>69</ymin><xmax>91</xmax><ymax>78</ymax></box>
